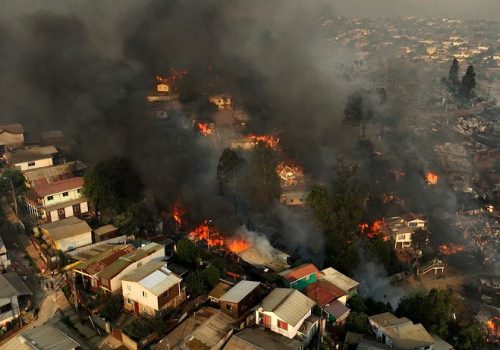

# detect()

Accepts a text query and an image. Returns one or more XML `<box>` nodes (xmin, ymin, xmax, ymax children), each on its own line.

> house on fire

<box><xmin>3</xmin><ymin>145</ymin><xmax>59</xmax><ymax>171</ymax></box>
<box><xmin>122</xmin><ymin>260</ymin><xmax>185</xmax><ymax>317</ymax></box>
<box><xmin>255</xmin><ymin>288</ymin><xmax>318</xmax><ymax>342</ymax></box>
<box><xmin>72</xmin><ymin>242</ymin><xmax>165</xmax><ymax>293</ymax></box>
<box><xmin>279</xmin><ymin>263</ymin><xmax>319</xmax><ymax>290</ymax></box>
<box><xmin>38</xmin><ymin>217</ymin><xmax>92</xmax><ymax>252</ymax></box>
<box><xmin>25</xmin><ymin>177</ymin><xmax>89</xmax><ymax>223</ymax></box>
<box><xmin>385</xmin><ymin>213</ymin><xmax>426</xmax><ymax>250</ymax></box>
<box><xmin>0</xmin><ymin>123</ymin><xmax>24</xmax><ymax>152</ymax></box>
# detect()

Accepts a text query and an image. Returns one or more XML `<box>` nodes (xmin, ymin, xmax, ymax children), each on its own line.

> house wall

<box><xmin>54</xmin><ymin>231</ymin><xmax>92</xmax><ymax>251</ymax></box>
<box><xmin>46</xmin><ymin>201</ymin><xmax>89</xmax><ymax>223</ymax></box>
<box><xmin>256</xmin><ymin>309</ymin><xmax>312</xmax><ymax>339</ymax></box>
<box><xmin>0</xmin><ymin>296</ymin><xmax>20</xmax><ymax>327</ymax></box>
<box><xmin>0</xmin><ymin>133</ymin><xmax>24</xmax><ymax>147</ymax></box>
<box><xmin>15</xmin><ymin>157</ymin><xmax>53</xmax><ymax>171</ymax></box>
<box><xmin>122</xmin><ymin>281</ymin><xmax>160</xmax><ymax>311</ymax></box>
<box><xmin>0</xmin><ymin>251</ymin><xmax>10</xmax><ymax>268</ymax></box>
<box><xmin>42</xmin><ymin>188</ymin><xmax>82</xmax><ymax>207</ymax></box>
<box><xmin>289</xmin><ymin>273</ymin><xmax>316</xmax><ymax>290</ymax></box>
<box><xmin>407</xmin><ymin>219</ymin><xmax>426</xmax><ymax>229</ymax></box>
<box><xmin>395</xmin><ymin>232</ymin><xmax>412</xmax><ymax>249</ymax></box>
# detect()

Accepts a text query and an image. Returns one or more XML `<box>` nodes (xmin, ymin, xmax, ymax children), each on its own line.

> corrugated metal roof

<box><xmin>93</xmin><ymin>224</ymin><xmax>118</xmax><ymax>236</ymax></box>
<box><xmin>219</xmin><ymin>281</ymin><xmax>260</xmax><ymax>304</ymax></box>
<box><xmin>20</xmin><ymin>324</ymin><xmax>80</xmax><ymax>350</ymax></box>
<box><xmin>256</xmin><ymin>288</ymin><xmax>315</xmax><ymax>327</ymax></box>
<box><xmin>181</xmin><ymin>310</ymin><xmax>233</xmax><ymax>349</ymax></box>
<box><xmin>40</xmin><ymin>216</ymin><xmax>91</xmax><ymax>241</ymax></box>
<box><xmin>279</xmin><ymin>263</ymin><xmax>319</xmax><ymax>281</ymax></box>
<box><xmin>122</xmin><ymin>260</ymin><xmax>181</xmax><ymax>296</ymax></box>
<box><xmin>0</xmin><ymin>273</ymin><xmax>32</xmax><ymax>298</ymax></box>
<box><xmin>320</xmin><ymin>267</ymin><xmax>359</xmax><ymax>292</ymax></box>
<box><xmin>4</xmin><ymin>145</ymin><xmax>57</xmax><ymax>164</ymax></box>
<box><xmin>32</xmin><ymin>177</ymin><xmax>84</xmax><ymax>198</ymax></box>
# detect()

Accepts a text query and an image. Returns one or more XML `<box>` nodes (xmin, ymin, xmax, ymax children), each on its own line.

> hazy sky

<box><xmin>335</xmin><ymin>0</ymin><xmax>500</xmax><ymax>21</ymax></box>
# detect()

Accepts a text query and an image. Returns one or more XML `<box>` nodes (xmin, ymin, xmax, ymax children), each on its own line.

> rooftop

<box><xmin>369</xmin><ymin>312</ymin><xmax>434</xmax><ymax>350</ymax></box>
<box><xmin>280</xmin><ymin>263</ymin><xmax>319</xmax><ymax>282</ymax></box>
<box><xmin>122</xmin><ymin>260</ymin><xmax>181</xmax><ymax>296</ymax></box>
<box><xmin>320</xmin><ymin>267</ymin><xmax>359</xmax><ymax>292</ymax></box>
<box><xmin>0</xmin><ymin>272</ymin><xmax>32</xmax><ymax>299</ymax></box>
<box><xmin>256</xmin><ymin>288</ymin><xmax>315</xmax><ymax>327</ymax></box>
<box><xmin>219</xmin><ymin>280</ymin><xmax>260</xmax><ymax>304</ymax></box>
<box><xmin>40</xmin><ymin>216</ymin><xmax>91</xmax><ymax>241</ymax></box>
<box><xmin>23</xmin><ymin>161</ymin><xmax>86</xmax><ymax>186</ymax></box>
<box><xmin>178</xmin><ymin>310</ymin><xmax>234</xmax><ymax>349</ymax></box>
<box><xmin>93</xmin><ymin>224</ymin><xmax>118</xmax><ymax>236</ymax></box>
<box><xmin>209</xmin><ymin>281</ymin><xmax>234</xmax><ymax>301</ymax></box>
<box><xmin>4</xmin><ymin>145</ymin><xmax>57</xmax><ymax>164</ymax></box>
<box><xmin>97</xmin><ymin>242</ymin><xmax>163</xmax><ymax>281</ymax></box>
<box><xmin>0</xmin><ymin>123</ymin><xmax>24</xmax><ymax>135</ymax></box>
<box><xmin>74</xmin><ymin>244</ymin><xmax>134</xmax><ymax>275</ymax></box>
<box><xmin>401</xmin><ymin>212</ymin><xmax>426</xmax><ymax>222</ymax></box>
<box><xmin>19</xmin><ymin>324</ymin><xmax>80</xmax><ymax>350</ymax></box>
<box><xmin>304</xmin><ymin>281</ymin><xmax>348</xmax><ymax>306</ymax></box>
<box><xmin>32</xmin><ymin>177</ymin><xmax>84</xmax><ymax>198</ymax></box>
<box><xmin>223</xmin><ymin>327</ymin><xmax>304</xmax><ymax>350</ymax></box>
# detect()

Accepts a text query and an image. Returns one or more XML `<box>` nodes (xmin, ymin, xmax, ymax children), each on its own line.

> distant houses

<box><xmin>0</xmin><ymin>272</ymin><xmax>32</xmax><ymax>329</ymax></box>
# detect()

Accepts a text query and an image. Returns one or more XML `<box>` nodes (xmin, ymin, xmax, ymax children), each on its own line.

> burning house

<box><xmin>384</xmin><ymin>213</ymin><xmax>426</xmax><ymax>250</ymax></box>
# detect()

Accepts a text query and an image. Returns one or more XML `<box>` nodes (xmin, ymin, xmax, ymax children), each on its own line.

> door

<box><xmin>260</xmin><ymin>313</ymin><xmax>271</xmax><ymax>328</ymax></box>
<box><xmin>73</xmin><ymin>204</ymin><xmax>81</xmax><ymax>215</ymax></box>
<box><xmin>57</xmin><ymin>208</ymin><xmax>66</xmax><ymax>220</ymax></box>
<box><xmin>134</xmin><ymin>301</ymin><xmax>140</xmax><ymax>315</ymax></box>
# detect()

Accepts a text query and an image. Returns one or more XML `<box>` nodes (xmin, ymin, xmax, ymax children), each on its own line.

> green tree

<box><xmin>99</xmin><ymin>294</ymin><xmax>123</xmax><ymax>322</ymax></box>
<box><xmin>448</xmin><ymin>58</ymin><xmax>460</xmax><ymax>86</ymax></box>
<box><xmin>217</xmin><ymin>148</ymin><xmax>244</xmax><ymax>196</ymax></box>
<box><xmin>396</xmin><ymin>289</ymin><xmax>455</xmax><ymax>338</ymax></box>
<box><xmin>185</xmin><ymin>271</ymin><xmax>206</xmax><ymax>297</ymax></box>
<box><xmin>248</xmin><ymin>143</ymin><xmax>281</xmax><ymax>211</ymax></box>
<box><xmin>83</xmin><ymin>157</ymin><xmax>144</xmax><ymax>218</ymax></box>
<box><xmin>345</xmin><ymin>312</ymin><xmax>369</xmax><ymax>333</ymax></box>
<box><xmin>0</xmin><ymin>168</ymin><xmax>27</xmax><ymax>194</ymax></box>
<box><xmin>202</xmin><ymin>265</ymin><xmax>220</xmax><ymax>288</ymax></box>
<box><xmin>347</xmin><ymin>295</ymin><xmax>366</xmax><ymax>313</ymax></box>
<box><xmin>456</xmin><ymin>323</ymin><xmax>486</xmax><ymax>350</ymax></box>
<box><xmin>343</xmin><ymin>89</ymin><xmax>375</xmax><ymax>139</ymax></box>
<box><xmin>412</xmin><ymin>228</ymin><xmax>430</xmax><ymax>251</ymax></box>
<box><xmin>176</xmin><ymin>239</ymin><xmax>200</xmax><ymax>264</ymax></box>
<box><xmin>112</xmin><ymin>211</ymin><xmax>139</xmax><ymax>236</ymax></box>
<box><xmin>367</xmin><ymin>237</ymin><xmax>392</xmax><ymax>266</ymax></box>
<box><xmin>461</xmin><ymin>65</ymin><xmax>476</xmax><ymax>100</ymax></box>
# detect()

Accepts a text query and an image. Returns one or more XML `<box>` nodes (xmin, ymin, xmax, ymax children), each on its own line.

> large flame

<box><xmin>248</xmin><ymin>134</ymin><xmax>280</xmax><ymax>150</ymax></box>
<box><xmin>439</xmin><ymin>243</ymin><xmax>465</xmax><ymax>255</ymax></box>
<box><xmin>487</xmin><ymin>317</ymin><xmax>500</xmax><ymax>338</ymax></box>
<box><xmin>196</xmin><ymin>122</ymin><xmax>215</xmax><ymax>136</ymax></box>
<box><xmin>172</xmin><ymin>204</ymin><xmax>186</xmax><ymax>227</ymax></box>
<box><xmin>425</xmin><ymin>172</ymin><xmax>438</xmax><ymax>185</ymax></box>
<box><xmin>276</xmin><ymin>162</ymin><xmax>304</xmax><ymax>187</ymax></box>
<box><xmin>359</xmin><ymin>219</ymin><xmax>388</xmax><ymax>239</ymax></box>
<box><xmin>188</xmin><ymin>221</ymin><xmax>251</xmax><ymax>253</ymax></box>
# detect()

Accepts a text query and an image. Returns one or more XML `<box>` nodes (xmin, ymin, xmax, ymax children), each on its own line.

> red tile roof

<box><xmin>282</xmin><ymin>263</ymin><xmax>319</xmax><ymax>281</ymax></box>
<box><xmin>304</xmin><ymin>281</ymin><xmax>347</xmax><ymax>307</ymax></box>
<box><xmin>33</xmin><ymin>177</ymin><xmax>84</xmax><ymax>198</ymax></box>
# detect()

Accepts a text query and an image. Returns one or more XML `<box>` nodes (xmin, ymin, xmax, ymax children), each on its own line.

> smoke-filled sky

<box><xmin>335</xmin><ymin>0</ymin><xmax>500</xmax><ymax>21</ymax></box>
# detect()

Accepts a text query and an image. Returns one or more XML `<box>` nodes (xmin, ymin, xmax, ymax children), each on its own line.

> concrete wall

<box><xmin>43</xmin><ymin>188</ymin><xmax>82</xmax><ymax>207</ymax></box>
<box><xmin>0</xmin><ymin>133</ymin><xmax>24</xmax><ymax>146</ymax></box>
<box><xmin>55</xmin><ymin>231</ymin><xmax>92</xmax><ymax>251</ymax></box>
<box><xmin>46</xmin><ymin>201</ymin><xmax>89</xmax><ymax>222</ymax></box>
<box><xmin>15</xmin><ymin>157</ymin><xmax>53</xmax><ymax>171</ymax></box>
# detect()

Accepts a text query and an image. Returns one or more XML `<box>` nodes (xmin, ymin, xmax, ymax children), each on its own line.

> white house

<box><xmin>368</xmin><ymin>312</ymin><xmax>435</xmax><ymax>350</ymax></box>
<box><xmin>401</xmin><ymin>213</ymin><xmax>427</xmax><ymax>229</ymax></box>
<box><xmin>0</xmin><ymin>273</ymin><xmax>32</xmax><ymax>328</ymax></box>
<box><xmin>255</xmin><ymin>288</ymin><xmax>316</xmax><ymax>339</ymax></box>
<box><xmin>25</xmin><ymin>177</ymin><xmax>89</xmax><ymax>223</ymax></box>
<box><xmin>3</xmin><ymin>145</ymin><xmax>58</xmax><ymax>171</ymax></box>
<box><xmin>38</xmin><ymin>217</ymin><xmax>92</xmax><ymax>252</ymax></box>
<box><xmin>0</xmin><ymin>236</ymin><xmax>10</xmax><ymax>269</ymax></box>
<box><xmin>122</xmin><ymin>260</ymin><xmax>185</xmax><ymax>317</ymax></box>
<box><xmin>386</xmin><ymin>213</ymin><xmax>426</xmax><ymax>250</ymax></box>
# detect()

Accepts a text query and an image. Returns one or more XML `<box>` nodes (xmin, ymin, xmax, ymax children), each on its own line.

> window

<box><xmin>77</xmin><ymin>189</ymin><xmax>82</xmax><ymax>194</ymax></box>
<box><xmin>47</xmin><ymin>195</ymin><xmax>54</xmax><ymax>201</ymax></box>
<box><xmin>127</xmin><ymin>298</ymin><xmax>132</xmax><ymax>304</ymax></box>
<box><xmin>142</xmin><ymin>291</ymin><xmax>147</xmax><ymax>298</ymax></box>
<box><xmin>62</xmin><ymin>192</ymin><xmax>69</xmax><ymax>197</ymax></box>
<box><xmin>27</xmin><ymin>161</ymin><xmax>36</xmax><ymax>167</ymax></box>
<box><xmin>225</xmin><ymin>304</ymin><xmax>232</xmax><ymax>311</ymax></box>
<box><xmin>278</xmin><ymin>320</ymin><xmax>288</xmax><ymax>330</ymax></box>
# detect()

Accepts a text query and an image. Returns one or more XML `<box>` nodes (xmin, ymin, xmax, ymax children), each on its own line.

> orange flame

<box><xmin>248</xmin><ymin>134</ymin><xmax>280</xmax><ymax>150</ymax></box>
<box><xmin>276</xmin><ymin>162</ymin><xmax>304</xmax><ymax>187</ymax></box>
<box><xmin>439</xmin><ymin>244</ymin><xmax>465</xmax><ymax>255</ymax></box>
<box><xmin>172</xmin><ymin>205</ymin><xmax>186</xmax><ymax>227</ymax></box>
<box><xmin>487</xmin><ymin>317</ymin><xmax>500</xmax><ymax>338</ymax></box>
<box><xmin>359</xmin><ymin>219</ymin><xmax>387</xmax><ymax>239</ymax></box>
<box><xmin>425</xmin><ymin>172</ymin><xmax>438</xmax><ymax>185</ymax></box>
<box><xmin>156</xmin><ymin>68</ymin><xmax>187</xmax><ymax>84</ymax></box>
<box><xmin>196</xmin><ymin>122</ymin><xmax>215</xmax><ymax>136</ymax></box>
<box><xmin>188</xmin><ymin>221</ymin><xmax>251</xmax><ymax>253</ymax></box>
